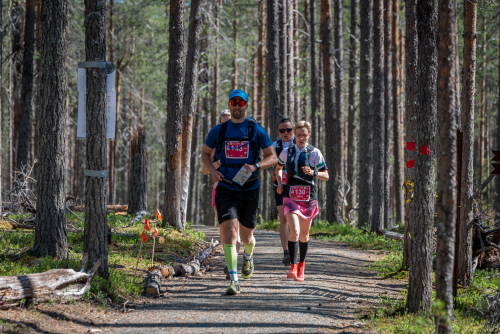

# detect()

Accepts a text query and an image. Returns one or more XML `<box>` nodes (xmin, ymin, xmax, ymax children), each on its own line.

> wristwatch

<box><xmin>313</xmin><ymin>170</ymin><xmax>318</xmax><ymax>177</ymax></box>
<box><xmin>254</xmin><ymin>162</ymin><xmax>261</xmax><ymax>171</ymax></box>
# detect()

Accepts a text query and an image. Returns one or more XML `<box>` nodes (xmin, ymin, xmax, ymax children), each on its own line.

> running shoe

<box><xmin>225</xmin><ymin>280</ymin><xmax>241</xmax><ymax>295</ymax></box>
<box><xmin>241</xmin><ymin>257</ymin><xmax>254</xmax><ymax>279</ymax></box>
<box><xmin>223</xmin><ymin>265</ymin><xmax>229</xmax><ymax>279</ymax></box>
<box><xmin>282</xmin><ymin>251</ymin><xmax>291</xmax><ymax>266</ymax></box>
<box><xmin>295</xmin><ymin>261</ymin><xmax>305</xmax><ymax>281</ymax></box>
<box><xmin>287</xmin><ymin>264</ymin><xmax>297</xmax><ymax>279</ymax></box>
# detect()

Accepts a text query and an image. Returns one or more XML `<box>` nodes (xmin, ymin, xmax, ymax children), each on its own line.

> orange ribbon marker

<box><xmin>153</xmin><ymin>228</ymin><xmax>159</xmax><ymax>238</ymax></box>
<box><xmin>140</xmin><ymin>231</ymin><xmax>149</xmax><ymax>242</ymax></box>
<box><xmin>144</xmin><ymin>218</ymin><xmax>151</xmax><ymax>231</ymax></box>
<box><xmin>155</xmin><ymin>209</ymin><xmax>163</xmax><ymax>221</ymax></box>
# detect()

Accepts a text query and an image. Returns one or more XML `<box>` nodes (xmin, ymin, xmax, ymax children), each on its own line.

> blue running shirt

<box><xmin>206</xmin><ymin>118</ymin><xmax>273</xmax><ymax>191</ymax></box>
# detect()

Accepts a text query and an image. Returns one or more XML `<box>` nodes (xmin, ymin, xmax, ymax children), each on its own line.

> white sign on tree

<box><xmin>76</xmin><ymin>67</ymin><xmax>117</xmax><ymax>139</ymax></box>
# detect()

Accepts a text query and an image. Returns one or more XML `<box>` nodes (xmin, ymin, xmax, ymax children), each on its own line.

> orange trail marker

<box><xmin>144</xmin><ymin>219</ymin><xmax>151</xmax><ymax>231</ymax></box>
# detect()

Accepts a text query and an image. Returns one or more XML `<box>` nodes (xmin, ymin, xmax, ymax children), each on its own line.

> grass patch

<box><xmin>0</xmin><ymin>212</ymin><xmax>206</xmax><ymax>303</ymax></box>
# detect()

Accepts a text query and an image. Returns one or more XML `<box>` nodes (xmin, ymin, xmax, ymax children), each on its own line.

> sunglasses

<box><xmin>279</xmin><ymin>128</ymin><xmax>293</xmax><ymax>133</ymax></box>
<box><xmin>229</xmin><ymin>99</ymin><xmax>247</xmax><ymax>107</ymax></box>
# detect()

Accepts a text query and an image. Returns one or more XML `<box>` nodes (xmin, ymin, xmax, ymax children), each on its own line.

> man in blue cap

<box><xmin>202</xmin><ymin>89</ymin><xmax>277</xmax><ymax>295</ymax></box>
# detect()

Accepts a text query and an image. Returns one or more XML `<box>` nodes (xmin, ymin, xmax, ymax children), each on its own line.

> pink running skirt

<box><xmin>283</xmin><ymin>198</ymin><xmax>319</xmax><ymax>220</ymax></box>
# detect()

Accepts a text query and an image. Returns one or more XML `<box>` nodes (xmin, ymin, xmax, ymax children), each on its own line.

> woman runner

<box><xmin>275</xmin><ymin>121</ymin><xmax>329</xmax><ymax>281</ymax></box>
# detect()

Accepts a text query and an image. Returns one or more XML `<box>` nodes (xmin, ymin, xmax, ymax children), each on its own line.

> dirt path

<box><xmin>1</xmin><ymin>226</ymin><xmax>405</xmax><ymax>333</ymax></box>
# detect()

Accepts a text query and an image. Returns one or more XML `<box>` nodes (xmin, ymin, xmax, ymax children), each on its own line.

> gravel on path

<box><xmin>103</xmin><ymin>226</ymin><xmax>404</xmax><ymax>334</ymax></box>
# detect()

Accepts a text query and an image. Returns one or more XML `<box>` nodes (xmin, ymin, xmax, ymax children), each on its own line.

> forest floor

<box><xmin>0</xmin><ymin>226</ymin><xmax>406</xmax><ymax>334</ymax></box>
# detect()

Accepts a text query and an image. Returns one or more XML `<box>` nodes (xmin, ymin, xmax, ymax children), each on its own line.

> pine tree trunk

<box><xmin>293</xmin><ymin>0</ymin><xmax>300</xmax><ymax>121</ymax></box>
<box><xmin>496</xmin><ymin>6</ymin><xmax>500</xmax><ymax>211</ymax></box>
<box><xmin>286</xmin><ymin>0</ymin><xmax>294</xmax><ymax>120</ymax></box>
<box><xmin>84</xmin><ymin>0</ymin><xmax>109</xmax><ymax>278</ymax></box>
<box><xmin>279</xmin><ymin>0</ymin><xmax>288</xmax><ymax>118</ymax></box>
<box><xmin>267</xmin><ymin>0</ymin><xmax>281</xmax><ymax>129</ymax></box>
<box><xmin>32</xmin><ymin>0</ymin><xmax>68</xmax><ymax>259</ymax></box>
<box><xmin>232</xmin><ymin>0</ymin><xmax>239</xmax><ymax>90</ymax></box>
<box><xmin>180</xmin><ymin>0</ymin><xmax>203</xmax><ymax>225</ymax></box>
<box><xmin>212</xmin><ymin>0</ymin><xmax>221</xmax><ymax>127</ymax></box>
<box><xmin>392</xmin><ymin>0</ymin><xmax>404</xmax><ymax>228</ymax></box>
<box><xmin>321</xmin><ymin>0</ymin><xmax>340</xmax><ymax>224</ymax></box>
<box><xmin>458</xmin><ymin>0</ymin><xmax>477</xmax><ymax>287</ymax></box>
<box><xmin>334</xmin><ymin>0</ymin><xmax>344</xmax><ymax>222</ymax></box>
<box><xmin>371</xmin><ymin>0</ymin><xmax>385</xmax><ymax>232</ymax></box>
<box><xmin>16</xmin><ymin>0</ymin><xmax>36</xmax><ymax>171</ymax></box>
<box><xmin>163</xmin><ymin>0</ymin><xmax>186</xmax><ymax>230</ymax></box>
<box><xmin>383</xmin><ymin>0</ymin><xmax>392</xmax><ymax>229</ymax></box>
<box><xmin>309</xmin><ymin>0</ymin><xmax>317</xmax><ymax>147</ymax></box>
<box><xmin>435</xmin><ymin>0</ymin><xmax>458</xmax><ymax>331</ymax></box>
<box><xmin>357</xmin><ymin>0</ymin><xmax>373</xmax><ymax>227</ymax></box>
<box><xmin>347</xmin><ymin>0</ymin><xmax>359</xmax><ymax>214</ymax></box>
<box><xmin>478</xmin><ymin>13</ymin><xmax>486</xmax><ymax>196</ymax></box>
<box><xmin>127</xmin><ymin>126</ymin><xmax>148</xmax><ymax>214</ymax></box>
<box><xmin>11</xmin><ymin>1</ymin><xmax>23</xmax><ymax>171</ymax></box>
<box><xmin>403</xmin><ymin>0</ymin><xmax>418</xmax><ymax>270</ymax></box>
<box><xmin>407</xmin><ymin>0</ymin><xmax>438</xmax><ymax>313</ymax></box>
<box><xmin>257</xmin><ymin>0</ymin><xmax>266</xmax><ymax>126</ymax></box>
<box><xmin>0</xmin><ymin>0</ymin><xmax>3</xmax><ymax>217</ymax></box>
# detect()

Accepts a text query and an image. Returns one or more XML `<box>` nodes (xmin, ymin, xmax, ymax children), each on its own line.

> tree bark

<box><xmin>11</xmin><ymin>1</ymin><xmax>24</xmax><ymax>172</ymax></box>
<box><xmin>257</xmin><ymin>0</ymin><xmax>266</xmax><ymax>126</ymax></box>
<box><xmin>309</xmin><ymin>0</ymin><xmax>317</xmax><ymax>147</ymax></box>
<box><xmin>279</xmin><ymin>0</ymin><xmax>288</xmax><ymax>118</ymax></box>
<box><xmin>321</xmin><ymin>0</ymin><xmax>340</xmax><ymax>224</ymax></box>
<box><xmin>232</xmin><ymin>0</ymin><xmax>239</xmax><ymax>90</ymax></box>
<box><xmin>407</xmin><ymin>0</ymin><xmax>438</xmax><ymax>313</ymax></box>
<box><xmin>32</xmin><ymin>0</ymin><xmax>68</xmax><ymax>259</ymax></box>
<box><xmin>267</xmin><ymin>0</ymin><xmax>281</xmax><ymax>129</ymax></box>
<box><xmin>334</xmin><ymin>0</ymin><xmax>344</xmax><ymax>222</ymax></box>
<box><xmin>392</xmin><ymin>0</ymin><xmax>404</xmax><ymax>228</ymax></box>
<box><xmin>403</xmin><ymin>0</ymin><xmax>418</xmax><ymax>270</ymax></box>
<box><xmin>435</xmin><ymin>0</ymin><xmax>458</xmax><ymax>331</ymax></box>
<box><xmin>458</xmin><ymin>0</ymin><xmax>477</xmax><ymax>287</ymax></box>
<box><xmin>371</xmin><ymin>0</ymin><xmax>384</xmax><ymax>232</ymax></box>
<box><xmin>496</xmin><ymin>5</ymin><xmax>500</xmax><ymax>212</ymax></box>
<box><xmin>347</xmin><ymin>0</ymin><xmax>359</xmax><ymax>215</ymax></box>
<box><xmin>127</xmin><ymin>126</ymin><xmax>148</xmax><ymax>214</ymax></box>
<box><xmin>84</xmin><ymin>0</ymin><xmax>109</xmax><ymax>278</ymax></box>
<box><xmin>0</xmin><ymin>0</ymin><xmax>2</xmax><ymax>217</ymax></box>
<box><xmin>383</xmin><ymin>0</ymin><xmax>392</xmax><ymax>229</ymax></box>
<box><xmin>212</xmin><ymin>0</ymin><xmax>221</xmax><ymax>127</ymax></box>
<box><xmin>163</xmin><ymin>0</ymin><xmax>186</xmax><ymax>230</ymax></box>
<box><xmin>16</xmin><ymin>0</ymin><xmax>36</xmax><ymax>171</ymax></box>
<box><xmin>181</xmin><ymin>0</ymin><xmax>204</xmax><ymax>224</ymax></box>
<box><xmin>357</xmin><ymin>0</ymin><xmax>373</xmax><ymax>227</ymax></box>
<box><xmin>286</xmin><ymin>0</ymin><xmax>294</xmax><ymax>120</ymax></box>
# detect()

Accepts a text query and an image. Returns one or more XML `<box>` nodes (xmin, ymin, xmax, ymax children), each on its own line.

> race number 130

<box><xmin>289</xmin><ymin>185</ymin><xmax>311</xmax><ymax>201</ymax></box>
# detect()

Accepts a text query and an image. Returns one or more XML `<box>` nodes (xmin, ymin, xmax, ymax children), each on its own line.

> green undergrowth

<box><xmin>365</xmin><ymin>269</ymin><xmax>500</xmax><ymax>333</ymax></box>
<box><xmin>258</xmin><ymin>219</ymin><xmax>498</xmax><ymax>332</ymax></box>
<box><xmin>0</xmin><ymin>212</ymin><xmax>205</xmax><ymax>305</ymax></box>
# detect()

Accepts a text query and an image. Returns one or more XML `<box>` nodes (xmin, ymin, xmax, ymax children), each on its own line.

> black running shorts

<box><xmin>215</xmin><ymin>185</ymin><xmax>260</xmax><ymax>229</ymax></box>
<box><xmin>273</xmin><ymin>185</ymin><xmax>285</xmax><ymax>206</ymax></box>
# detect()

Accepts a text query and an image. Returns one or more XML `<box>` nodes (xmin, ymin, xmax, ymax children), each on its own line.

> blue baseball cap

<box><xmin>228</xmin><ymin>89</ymin><xmax>248</xmax><ymax>102</ymax></box>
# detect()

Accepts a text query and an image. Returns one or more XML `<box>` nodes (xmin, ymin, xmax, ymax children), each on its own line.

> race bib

<box><xmin>225</xmin><ymin>141</ymin><xmax>249</xmax><ymax>159</ymax></box>
<box><xmin>289</xmin><ymin>185</ymin><xmax>311</xmax><ymax>201</ymax></box>
<box><xmin>282</xmin><ymin>170</ymin><xmax>288</xmax><ymax>184</ymax></box>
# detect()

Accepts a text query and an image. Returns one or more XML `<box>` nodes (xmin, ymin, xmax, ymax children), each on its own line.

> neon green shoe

<box><xmin>225</xmin><ymin>280</ymin><xmax>241</xmax><ymax>295</ymax></box>
<box><xmin>241</xmin><ymin>257</ymin><xmax>254</xmax><ymax>279</ymax></box>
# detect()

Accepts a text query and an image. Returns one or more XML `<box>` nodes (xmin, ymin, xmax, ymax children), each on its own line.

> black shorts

<box><xmin>274</xmin><ymin>185</ymin><xmax>285</xmax><ymax>206</ymax></box>
<box><xmin>215</xmin><ymin>185</ymin><xmax>260</xmax><ymax>229</ymax></box>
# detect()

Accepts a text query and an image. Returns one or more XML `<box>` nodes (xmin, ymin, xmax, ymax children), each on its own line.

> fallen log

<box><xmin>378</xmin><ymin>230</ymin><xmax>404</xmax><ymax>241</ymax></box>
<box><xmin>144</xmin><ymin>239</ymin><xmax>219</xmax><ymax>296</ymax></box>
<box><xmin>0</xmin><ymin>253</ymin><xmax>101</xmax><ymax>307</ymax></box>
<box><xmin>71</xmin><ymin>204</ymin><xmax>129</xmax><ymax>213</ymax></box>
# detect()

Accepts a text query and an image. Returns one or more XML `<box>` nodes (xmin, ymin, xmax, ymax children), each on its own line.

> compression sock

<box><xmin>224</xmin><ymin>244</ymin><xmax>238</xmax><ymax>281</ymax></box>
<box><xmin>288</xmin><ymin>240</ymin><xmax>299</xmax><ymax>264</ymax></box>
<box><xmin>243</xmin><ymin>237</ymin><xmax>255</xmax><ymax>261</ymax></box>
<box><xmin>299</xmin><ymin>240</ymin><xmax>309</xmax><ymax>263</ymax></box>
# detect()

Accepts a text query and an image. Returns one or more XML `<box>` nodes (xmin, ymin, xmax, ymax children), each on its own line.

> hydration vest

<box><xmin>284</xmin><ymin>144</ymin><xmax>317</xmax><ymax>200</ymax></box>
<box><xmin>215</xmin><ymin>118</ymin><xmax>261</xmax><ymax>189</ymax></box>
<box><xmin>274</xmin><ymin>138</ymin><xmax>296</xmax><ymax>186</ymax></box>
